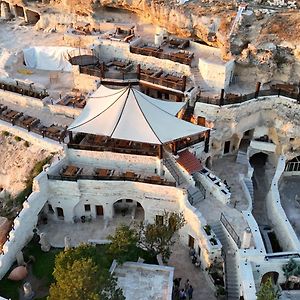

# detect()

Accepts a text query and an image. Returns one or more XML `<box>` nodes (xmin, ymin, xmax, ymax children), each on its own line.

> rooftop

<box><xmin>114</xmin><ymin>262</ymin><xmax>173</xmax><ymax>300</ymax></box>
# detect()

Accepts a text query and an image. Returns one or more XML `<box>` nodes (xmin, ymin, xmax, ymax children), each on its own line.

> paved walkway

<box><xmin>279</xmin><ymin>176</ymin><xmax>300</xmax><ymax>239</ymax></box>
<box><xmin>168</xmin><ymin>240</ymin><xmax>216</xmax><ymax>300</ymax></box>
<box><xmin>211</xmin><ymin>155</ymin><xmax>249</xmax><ymax>211</ymax></box>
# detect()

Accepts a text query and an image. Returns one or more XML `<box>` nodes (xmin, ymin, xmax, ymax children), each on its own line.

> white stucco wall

<box><xmin>266</xmin><ymin>156</ymin><xmax>300</xmax><ymax>252</ymax></box>
<box><xmin>0</xmin><ymin>170</ymin><xmax>49</xmax><ymax>279</ymax></box>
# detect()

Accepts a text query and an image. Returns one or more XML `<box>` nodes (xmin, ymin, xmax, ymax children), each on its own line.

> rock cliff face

<box><xmin>55</xmin><ymin>0</ymin><xmax>300</xmax><ymax>82</ymax></box>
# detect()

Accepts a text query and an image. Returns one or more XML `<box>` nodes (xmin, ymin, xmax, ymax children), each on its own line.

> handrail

<box><xmin>220</xmin><ymin>213</ymin><xmax>241</xmax><ymax>248</ymax></box>
<box><xmin>47</xmin><ymin>173</ymin><xmax>176</xmax><ymax>187</ymax></box>
<box><xmin>67</xmin><ymin>143</ymin><xmax>158</xmax><ymax>156</ymax></box>
<box><xmin>197</xmin><ymin>88</ymin><xmax>300</xmax><ymax>106</ymax></box>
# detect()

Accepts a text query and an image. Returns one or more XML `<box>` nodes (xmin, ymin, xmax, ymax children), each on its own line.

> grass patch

<box><xmin>23</xmin><ymin>240</ymin><xmax>61</xmax><ymax>286</ymax></box>
<box><xmin>2</xmin><ymin>131</ymin><xmax>9</xmax><ymax>137</ymax></box>
<box><xmin>0</xmin><ymin>277</ymin><xmax>22</xmax><ymax>300</ymax></box>
<box><xmin>14</xmin><ymin>136</ymin><xmax>22</xmax><ymax>142</ymax></box>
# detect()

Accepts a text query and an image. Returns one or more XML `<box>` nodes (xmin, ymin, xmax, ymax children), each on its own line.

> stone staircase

<box><xmin>244</xmin><ymin>177</ymin><xmax>254</xmax><ymax>200</ymax></box>
<box><xmin>187</xmin><ymin>185</ymin><xmax>205</xmax><ymax>205</ymax></box>
<box><xmin>163</xmin><ymin>157</ymin><xmax>186</xmax><ymax>186</ymax></box>
<box><xmin>212</xmin><ymin>222</ymin><xmax>240</xmax><ymax>300</ymax></box>
<box><xmin>163</xmin><ymin>155</ymin><xmax>205</xmax><ymax>204</ymax></box>
<box><xmin>236</xmin><ymin>150</ymin><xmax>248</xmax><ymax>165</ymax></box>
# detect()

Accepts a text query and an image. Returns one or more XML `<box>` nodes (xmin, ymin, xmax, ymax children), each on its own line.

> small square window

<box><xmin>84</xmin><ymin>204</ymin><xmax>91</xmax><ymax>212</ymax></box>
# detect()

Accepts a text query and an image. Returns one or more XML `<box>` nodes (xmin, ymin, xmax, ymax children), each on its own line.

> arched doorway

<box><xmin>56</xmin><ymin>207</ymin><xmax>64</xmax><ymax>220</ymax></box>
<box><xmin>113</xmin><ymin>199</ymin><xmax>144</xmax><ymax>221</ymax></box>
<box><xmin>249</xmin><ymin>152</ymin><xmax>268</xmax><ymax>168</ymax></box>
<box><xmin>261</xmin><ymin>271</ymin><xmax>279</xmax><ymax>286</ymax></box>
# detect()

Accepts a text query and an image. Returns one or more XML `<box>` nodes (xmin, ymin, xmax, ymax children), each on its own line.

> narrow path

<box><xmin>168</xmin><ymin>241</ymin><xmax>216</xmax><ymax>300</ymax></box>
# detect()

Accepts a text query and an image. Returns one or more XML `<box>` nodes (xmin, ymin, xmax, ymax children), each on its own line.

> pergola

<box><xmin>68</xmin><ymin>85</ymin><xmax>209</xmax><ymax>157</ymax></box>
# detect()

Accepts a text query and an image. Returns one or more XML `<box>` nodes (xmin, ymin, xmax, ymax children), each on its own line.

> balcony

<box><xmin>47</xmin><ymin>165</ymin><xmax>176</xmax><ymax>187</ymax></box>
<box><xmin>250</xmin><ymin>139</ymin><xmax>276</xmax><ymax>153</ymax></box>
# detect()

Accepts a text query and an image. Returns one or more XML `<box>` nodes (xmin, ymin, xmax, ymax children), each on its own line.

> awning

<box><xmin>69</xmin><ymin>85</ymin><xmax>208</xmax><ymax>145</ymax></box>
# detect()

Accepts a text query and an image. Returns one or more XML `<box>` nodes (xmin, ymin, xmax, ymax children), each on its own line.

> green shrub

<box><xmin>14</xmin><ymin>136</ymin><xmax>22</xmax><ymax>142</ymax></box>
<box><xmin>2</xmin><ymin>131</ymin><xmax>9</xmax><ymax>137</ymax></box>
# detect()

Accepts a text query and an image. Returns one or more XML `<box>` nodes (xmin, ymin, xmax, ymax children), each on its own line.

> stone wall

<box><xmin>266</xmin><ymin>156</ymin><xmax>300</xmax><ymax>252</ymax></box>
<box><xmin>0</xmin><ymin>169</ymin><xmax>50</xmax><ymax>279</ymax></box>
<box><xmin>194</xmin><ymin>96</ymin><xmax>300</xmax><ymax>159</ymax></box>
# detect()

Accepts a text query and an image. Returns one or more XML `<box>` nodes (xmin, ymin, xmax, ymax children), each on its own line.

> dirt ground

<box><xmin>0</xmin><ymin>133</ymin><xmax>51</xmax><ymax>196</ymax></box>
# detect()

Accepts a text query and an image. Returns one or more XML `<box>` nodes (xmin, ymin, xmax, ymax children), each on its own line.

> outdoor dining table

<box><xmin>23</xmin><ymin>117</ymin><xmax>37</xmax><ymax>126</ymax></box>
<box><xmin>62</xmin><ymin>165</ymin><xmax>79</xmax><ymax>176</ymax></box>
<box><xmin>124</xmin><ymin>171</ymin><xmax>137</xmax><ymax>179</ymax></box>
<box><xmin>5</xmin><ymin>110</ymin><xmax>18</xmax><ymax>119</ymax></box>
<box><xmin>47</xmin><ymin>126</ymin><xmax>61</xmax><ymax>134</ymax></box>
<box><xmin>96</xmin><ymin>168</ymin><xmax>111</xmax><ymax>177</ymax></box>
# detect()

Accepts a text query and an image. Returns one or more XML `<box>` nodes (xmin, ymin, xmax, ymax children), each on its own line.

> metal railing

<box><xmin>197</xmin><ymin>88</ymin><xmax>300</xmax><ymax>106</ymax></box>
<box><xmin>220</xmin><ymin>213</ymin><xmax>241</xmax><ymax>248</ymax></box>
<box><xmin>47</xmin><ymin>173</ymin><xmax>176</xmax><ymax>187</ymax></box>
<box><xmin>67</xmin><ymin>143</ymin><xmax>158</xmax><ymax>157</ymax></box>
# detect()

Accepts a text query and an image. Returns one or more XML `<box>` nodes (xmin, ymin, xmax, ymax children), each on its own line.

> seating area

<box><xmin>130</xmin><ymin>44</ymin><xmax>194</xmax><ymax>66</ymax></box>
<box><xmin>69</xmin><ymin>133</ymin><xmax>160</xmax><ymax>156</ymax></box>
<box><xmin>0</xmin><ymin>81</ymin><xmax>48</xmax><ymax>100</ymax></box>
<box><xmin>57</xmin><ymin>94</ymin><xmax>87</xmax><ymax>109</ymax></box>
<box><xmin>0</xmin><ymin>104</ymin><xmax>67</xmax><ymax>143</ymax></box>
<box><xmin>48</xmin><ymin>165</ymin><xmax>176</xmax><ymax>186</ymax></box>
<box><xmin>168</xmin><ymin>38</ymin><xmax>190</xmax><ymax>50</ymax></box>
<box><xmin>140</xmin><ymin>68</ymin><xmax>186</xmax><ymax>92</ymax></box>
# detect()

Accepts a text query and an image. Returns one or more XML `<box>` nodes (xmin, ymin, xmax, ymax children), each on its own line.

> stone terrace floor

<box><xmin>39</xmin><ymin>219</ymin><xmax>216</xmax><ymax>299</ymax></box>
<box><xmin>279</xmin><ymin>176</ymin><xmax>300</xmax><ymax>239</ymax></box>
<box><xmin>168</xmin><ymin>240</ymin><xmax>216</xmax><ymax>300</ymax></box>
<box><xmin>38</xmin><ymin>214</ymin><xmax>141</xmax><ymax>248</ymax></box>
<box><xmin>211</xmin><ymin>155</ymin><xmax>249</xmax><ymax>211</ymax></box>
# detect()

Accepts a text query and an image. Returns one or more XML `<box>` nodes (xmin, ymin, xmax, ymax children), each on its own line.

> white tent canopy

<box><xmin>69</xmin><ymin>85</ymin><xmax>208</xmax><ymax>145</ymax></box>
<box><xmin>23</xmin><ymin>46</ymin><xmax>80</xmax><ymax>72</ymax></box>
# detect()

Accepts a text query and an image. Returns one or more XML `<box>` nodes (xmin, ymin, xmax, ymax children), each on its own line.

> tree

<box><xmin>107</xmin><ymin>225</ymin><xmax>138</xmax><ymax>263</ymax></box>
<box><xmin>257</xmin><ymin>278</ymin><xmax>280</xmax><ymax>300</ymax></box>
<box><xmin>282</xmin><ymin>258</ymin><xmax>300</xmax><ymax>288</ymax></box>
<box><xmin>48</xmin><ymin>244</ymin><xmax>125</xmax><ymax>300</ymax></box>
<box><xmin>137</xmin><ymin>211</ymin><xmax>185</xmax><ymax>263</ymax></box>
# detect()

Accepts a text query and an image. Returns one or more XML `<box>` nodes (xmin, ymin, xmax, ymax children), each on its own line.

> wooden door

<box><xmin>96</xmin><ymin>205</ymin><xmax>104</xmax><ymax>216</ymax></box>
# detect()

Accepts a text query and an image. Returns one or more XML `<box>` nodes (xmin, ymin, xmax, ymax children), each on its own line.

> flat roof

<box><xmin>114</xmin><ymin>262</ymin><xmax>174</xmax><ymax>300</ymax></box>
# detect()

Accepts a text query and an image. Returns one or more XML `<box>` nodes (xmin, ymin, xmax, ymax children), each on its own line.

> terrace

<box><xmin>130</xmin><ymin>37</ymin><xmax>194</xmax><ymax>66</ymax></box>
<box><xmin>46</xmin><ymin>162</ymin><xmax>176</xmax><ymax>187</ymax></box>
<box><xmin>0</xmin><ymin>104</ymin><xmax>67</xmax><ymax>142</ymax></box>
<box><xmin>75</xmin><ymin>59</ymin><xmax>189</xmax><ymax>99</ymax></box>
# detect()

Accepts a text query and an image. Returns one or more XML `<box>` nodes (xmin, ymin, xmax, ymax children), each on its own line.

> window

<box><xmin>126</xmin><ymin>199</ymin><xmax>133</xmax><ymax>203</ymax></box>
<box><xmin>156</xmin><ymin>215</ymin><xmax>164</xmax><ymax>226</ymax></box>
<box><xmin>48</xmin><ymin>204</ymin><xmax>54</xmax><ymax>214</ymax></box>
<box><xmin>84</xmin><ymin>204</ymin><xmax>91</xmax><ymax>212</ymax></box>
